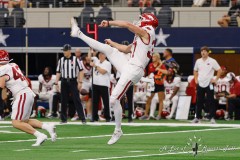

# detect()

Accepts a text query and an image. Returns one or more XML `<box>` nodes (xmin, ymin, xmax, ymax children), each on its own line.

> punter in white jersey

<box><xmin>134</xmin><ymin>80</ymin><xmax>147</xmax><ymax>103</ymax></box>
<box><xmin>0</xmin><ymin>50</ymin><xmax>56</xmax><ymax>146</ymax></box>
<box><xmin>71</xmin><ymin>13</ymin><xmax>158</xmax><ymax>144</ymax></box>
<box><xmin>163</xmin><ymin>69</ymin><xmax>181</xmax><ymax>119</ymax></box>
<box><xmin>37</xmin><ymin>67</ymin><xmax>56</xmax><ymax>117</ymax></box>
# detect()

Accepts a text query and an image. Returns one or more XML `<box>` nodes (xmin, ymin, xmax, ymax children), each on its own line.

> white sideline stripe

<box><xmin>14</xmin><ymin>149</ymin><xmax>31</xmax><ymax>152</ymax></box>
<box><xmin>1</xmin><ymin>121</ymin><xmax>240</xmax><ymax>128</ymax></box>
<box><xmin>0</xmin><ymin>127</ymin><xmax>238</xmax><ymax>144</ymax></box>
<box><xmin>84</xmin><ymin>148</ymin><xmax>240</xmax><ymax>160</ymax></box>
<box><xmin>0</xmin><ymin>126</ymin><xmax>12</xmax><ymax>128</ymax></box>
<box><xmin>71</xmin><ymin>150</ymin><xmax>89</xmax><ymax>152</ymax></box>
<box><xmin>129</xmin><ymin>151</ymin><xmax>144</xmax><ymax>153</ymax></box>
<box><xmin>0</xmin><ymin>130</ymin><xmax>23</xmax><ymax>134</ymax></box>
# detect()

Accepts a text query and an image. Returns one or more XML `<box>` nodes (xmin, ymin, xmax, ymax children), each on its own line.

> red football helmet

<box><xmin>216</xmin><ymin>109</ymin><xmax>225</xmax><ymax>119</ymax></box>
<box><xmin>161</xmin><ymin>111</ymin><xmax>170</xmax><ymax>119</ymax></box>
<box><xmin>135</xmin><ymin>13</ymin><xmax>158</xmax><ymax>28</ymax></box>
<box><xmin>37</xmin><ymin>106</ymin><xmax>46</xmax><ymax>118</ymax></box>
<box><xmin>0</xmin><ymin>50</ymin><xmax>10</xmax><ymax>63</ymax></box>
<box><xmin>134</xmin><ymin>107</ymin><xmax>144</xmax><ymax>118</ymax></box>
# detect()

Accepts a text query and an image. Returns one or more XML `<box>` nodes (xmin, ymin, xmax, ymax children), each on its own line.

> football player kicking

<box><xmin>70</xmin><ymin>13</ymin><xmax>158</xmax><ymax>145</ymax></box>
<box><xmin>0</xmin><ymin>50</ymin><xmax>57</xmax><ymax>146</ymax></box>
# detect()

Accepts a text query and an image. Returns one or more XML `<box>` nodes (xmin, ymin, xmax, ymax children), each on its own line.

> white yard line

<box><xmin>128</xmin><ymin>151</ymin><xmax>144</xmax><ymax>153</ymax></box>
<box><xmin>83</xmin><ymin>148</ymin><xmax>240</xmax><ymax>160</ymax></box>
<box><xmin>0</xmin><ymin>126</ymin><xmax>12</xmax><ymax>128</ymax></box>
<box><xmin>71</xmin><ymin>150</ymin><xmax>89</xmax><ymax>152</ymax></box>
<box><xmin>0</xmin><ymin>130</ymin><xmax>24</xmax><ymax>134</ymax></box>
<box><xmin>0</xmin><ymin>127</ymin><xmax>238</xmax><ymax>144</ymax></box>
<box><xmin>1</xmin><ymin>121</ymin><xmax>240</xmax><ymax>128</ymax></box>
<box><xmin>14</xmin><ymin>149</ymin><xmax>31</xmax><ymax>152</ymax></box>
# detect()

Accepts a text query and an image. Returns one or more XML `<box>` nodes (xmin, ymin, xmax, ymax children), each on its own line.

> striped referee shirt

<box><xmin>56</xmin><ymin>55</ymin><xmax>83</xmax><ymax>79</ymax></box>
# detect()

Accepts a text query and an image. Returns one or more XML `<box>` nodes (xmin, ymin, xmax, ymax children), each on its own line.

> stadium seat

<box><xmin>8</xmin><ymin>8</ymin><xmax>25</xmax><ymax>28</ymax></box>
<box><xmin>142</xmin><ymin>7</ymin><xmax>157</xmax><ymax>15</ymax></box>
<box><xmin>181</xmin><ymin>0</ymin><xmax>193</xmax><ymax>7</ymax></box>
<box><xmin>77</xmin><ymin>6</ymin><xmax>94</xmax><ymax>28</ymax></box>
<box><xmin>156</xmin><ymin>6</ymin><xmax>174</xmax><ymax>28</ymax></box>
<box><xmin>160</xmin><ymin>0</ymin><xmax>178</xmax><ymax>6</ymax></box>
<box><xmin>0</xmin><ymin>8</ymin><xmax>9</xmax><ymax>28</ymax></box>
<box><xmin>95</xmin><ymin>6</ymin><xmax>113</xmax><ymax>25</ymax></box>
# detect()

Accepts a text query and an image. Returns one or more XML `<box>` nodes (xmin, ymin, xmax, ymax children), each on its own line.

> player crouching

<box><xmin>163</xmin><ymin>69</ymin><xmax>181</xmax><ymax>119</ymax></box>
<box><xmin>0</xmin><ymin>50</ymin><xmax>57</xmax><ymax>146</ymax></box>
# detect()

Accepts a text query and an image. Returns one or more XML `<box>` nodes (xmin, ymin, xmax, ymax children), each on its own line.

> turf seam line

<box><xmin>83</xmin><ymin>148</ymin><xmax>240</xmax><ymax>160</ymax></box>
<box><xmin>0</xmin><ymin>127</ymin><xmax>237</xmax><ymax>144</ymax></box>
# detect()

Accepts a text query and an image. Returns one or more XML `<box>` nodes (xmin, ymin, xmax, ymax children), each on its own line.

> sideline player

<box><xmin>0</xmin><ymin>50</ymin><xmax>57</xmax><ymax>146</ymax></box>
<box><xmin>71</xmin><ymin>13</ymin><xmax>158</xmax><ymax>144</ymax></box>
<box><xmin>38</xmin><ymin>67</ymin><xmax>56</xmax><ymax>117</ymax></box>
<box><xmin>163</xmin><ymin>69</ymin><xmax>181</xmax><ymax>119</ymax></box>
<box><xmin>214</xmin><ymin>66</ymin><xmax>230</xmax><ymax>119</ymax></box>
<box><xmin>133</xmin><ymin>80</ymin><xmax>147</xmax><ymax>103</ymax></box>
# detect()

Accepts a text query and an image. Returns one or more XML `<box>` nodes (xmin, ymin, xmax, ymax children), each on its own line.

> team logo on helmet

<box><xmin>133</xmin><ymin>13</ymin><xmax>158</xmax><ymax>28</ymax></box>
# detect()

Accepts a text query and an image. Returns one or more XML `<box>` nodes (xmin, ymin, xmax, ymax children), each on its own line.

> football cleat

<box><xmin>32</xmin><ymin>133</ymin><xmax>47</xmax><ymax>147</ymax></box>
<box><xmin>191</xmin><ymin>118</ymin><xmax>200</xmax><ymax>124</ymax></box>
<box><xmin>210</xmin><ymin>118</ymin><xmax>216</xmax><ymax>124</ymax></box>
<box><xmin>107</xmin><ymin>129</ymin><xmax>123</xmax><ymax>145</ymax></box>
<box><xmin>70</xmin><ymin>17</ymin><xmax>81</xmax><ymax>38</ymax></box>
<box><xmin>71</xmin><ymin>116</ymin><xmax>79</xmax><ymax>121</ymax></box>
<box><xmin>48</xmin><ymin>124</ymin><xmax>57</xmax><ymax>142</ymax></box>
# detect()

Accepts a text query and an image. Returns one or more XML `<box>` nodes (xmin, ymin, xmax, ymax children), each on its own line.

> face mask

<box><xmin>133</xmin><ymin>15</ymin><xmax>143</xmax><ymax>27</ymax></box>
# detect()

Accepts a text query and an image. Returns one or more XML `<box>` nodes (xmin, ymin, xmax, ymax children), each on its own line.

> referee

<box><xmin>55</xmin><ymin>44</ymin><xmax>86</xmax><ymax>124</ymax></box>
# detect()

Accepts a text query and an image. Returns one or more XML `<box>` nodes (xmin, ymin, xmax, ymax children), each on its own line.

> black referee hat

<box><xmin>62</xmin><ymin>44</ymin><xmax>71</xmax><ymax>51</ymax></box>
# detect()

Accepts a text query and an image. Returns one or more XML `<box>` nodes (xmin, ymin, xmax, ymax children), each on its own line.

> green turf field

<box><xmin>0</xmin><ymin>119</ymin><xmax>240</xmax><ymax>160</ymax></box>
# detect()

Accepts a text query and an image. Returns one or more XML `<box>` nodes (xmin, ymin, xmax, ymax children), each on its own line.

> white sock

<box><xmin>169</xmin><ymin>102</ymin><xmax>177</xmax><ymax>117</ymax></box>
<box><xmin>42</xmin><ymin>123</ymin><xmax>50</xmax><ymax>132</ymax></box>
<box><xmin>113</xmin><ymin>100</ymin><xmax>122</xmax><ymax>131</ymax></box>
<box><xmin>33</xmin><ymin>131</ymin><xmax>42</xmax><ymax>138</ymax></box>
<box><xmin>150</xmin><ymin>98</ymin><xmax>158</xmax><ymax>117</ymax></box>
<box><xmin>48</xmin><ymin>95</ymin><xmax>53</xmax><ymax>114</ymax></box>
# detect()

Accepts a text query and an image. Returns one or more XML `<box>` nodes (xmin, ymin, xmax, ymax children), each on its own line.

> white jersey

<box><xmin>38</xmin><ymin>74</ymin><xmax>56</xmax><ymax>92</ymax></box>
<box><xmin>0</xmin><ymin>63</ymin><xmax>33</xmax><ymax>97</ymax></box>
<box><xmin>129</xmin><ymin>26</ymin><xmax>156</xmax><ymax>68</ymax></box>
<box><xmin>80</xmin><ymin>60</ymin><xmax>92</xmax><ymax>82</ymax></box>
<box><xmin>164</xmin><ymin>77</ymin><xmax>181</xmax><ymax>96</ymax></box>
<box><xmin>135</xmin><ymin>80</ymin><xmax>147</xmax><ymax>93</ymax></box>
<box><xmin>214</xmin><ymin>76</ymin><xmax>230</xmax><ymax>93</ymax></box>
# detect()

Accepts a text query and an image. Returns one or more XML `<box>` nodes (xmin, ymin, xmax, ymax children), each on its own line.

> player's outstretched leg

<box><xmin>71</xmin><ymin>18</ymin><xmax>113</xmax><ymax>55</ymax></box>
<box><xmin>70</xmin><ymin>17</ymin><xmax>128</xmax><ymax>74</ymax></box>
<box><xmin>28</xmin><ymin>119</ymin><xmax>57</xmax><ymax>142</ymax></box>
<box><xmin>12</xmin><ymin>120</ymin><xmax>48</xmax><ymax>147</ymax></box>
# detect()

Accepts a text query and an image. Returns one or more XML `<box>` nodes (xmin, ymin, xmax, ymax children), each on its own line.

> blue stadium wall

<box><xmin>0</xmin><ymin>28</ymin><xmax>239</xmax><ymax>77</ymax></box>
<box><xmin>1</xmin><ymin>28</ymin><xmax>240</xmax><ymax>48</ymax></box>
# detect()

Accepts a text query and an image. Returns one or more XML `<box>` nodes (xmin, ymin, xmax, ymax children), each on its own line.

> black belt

<box><xmin>61</xmin><ymin>78</ymin><xmax>77</xmax><ymax>82</ymax></box>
